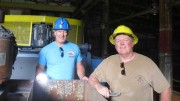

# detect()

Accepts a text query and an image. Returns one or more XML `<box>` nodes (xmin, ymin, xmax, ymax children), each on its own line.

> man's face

<box><xmin>114</xmin><ymin>34</ymin><xmax>134</xmax><ymax>55</ymax></box>
<box><xmin>54</xmin><ymin>30</ymin><xmax>68</xmax><ymax>44</ymax></box>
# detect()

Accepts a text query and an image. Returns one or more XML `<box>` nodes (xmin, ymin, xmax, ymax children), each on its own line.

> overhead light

<box><xmin>152</xmin><ymin>3</ymin><xmax>158</xmax><ymax>15</ymax></box>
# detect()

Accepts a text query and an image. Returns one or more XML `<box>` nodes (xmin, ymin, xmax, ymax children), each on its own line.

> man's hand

<box><xmin>95</xmin><ymin>84</ymin><xmax>110</xmax><ymax>98</ymax></box>
<box><xmin>36</xmin><ymin>73</ymin><xmax>48</xmax><ymax>81</ymax></box>
<box><xmin>81</xmin><ymin>76</ymin><xmax>88</xmax><ymax>80</ymax></box>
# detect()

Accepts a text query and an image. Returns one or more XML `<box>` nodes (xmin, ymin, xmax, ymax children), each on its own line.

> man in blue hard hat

<box><xmin>36</xmin><ymin>17</ymin><xmax>88</xmax><ymax>80</ymax></box>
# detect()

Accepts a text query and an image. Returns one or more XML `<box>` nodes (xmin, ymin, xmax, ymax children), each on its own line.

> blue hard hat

<box><xmin>53</xmin><ymin>17</ymin><xmax>70</xmax><ymax>30</ymax></box>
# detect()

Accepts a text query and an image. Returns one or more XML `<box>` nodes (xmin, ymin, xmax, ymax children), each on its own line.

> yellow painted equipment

<box><xmin>1</xmin><ymin>15</ymin><xmax>84</xmax><ymax>47</ymax></box>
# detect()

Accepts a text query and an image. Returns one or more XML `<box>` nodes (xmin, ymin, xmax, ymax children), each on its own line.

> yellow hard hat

<box><xmin>109</xmin><ymin>25</ymin><xmax>138</xmax><ymax>45</ymax></box>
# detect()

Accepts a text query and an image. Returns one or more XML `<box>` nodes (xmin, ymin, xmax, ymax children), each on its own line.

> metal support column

<box><xmin>101</xmin><ymin>0</ymin><xmax>109</xmax><ymax>57</ymax></box>
<box><xmin>159</xmin><ymin>0</ymin><xmax>173</xmax><ymax>92</ymax></box>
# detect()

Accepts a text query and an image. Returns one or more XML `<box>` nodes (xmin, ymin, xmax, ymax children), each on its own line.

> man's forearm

<box><xmin>36</xmin><ymin>64</ymin><xmax>45</xmax><ymax>76</ymax></box>
<box><xmin>77</xmin><ymin>62</ymin><xmax>85</xmax><ymax>79</ymax></box>
<box><xmin>89</xmin><ymin>75</ymin><xmax>100</xmax><ymax>87</ymax></box>
<box><xmin>77</xmin><ymin>71</ymin><xmax>85</xmax><ymax>79</ymax></box>
<box><xmin>160</xmin><ymin>87</ymin><xmax>171</xmax><ymax>101</ymax></box>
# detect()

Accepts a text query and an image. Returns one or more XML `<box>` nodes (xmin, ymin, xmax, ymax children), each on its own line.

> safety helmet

<box><xmin>53</xmin><ymin>17</ymin><xmax>70</xmax><ymax>30</ymax></box>
<box><xmin>109</xmin><ymin>25</ymin><xmax>138</xmax><ymax>45</ymax></box>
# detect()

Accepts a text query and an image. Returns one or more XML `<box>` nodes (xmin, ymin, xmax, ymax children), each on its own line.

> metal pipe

<box><xmin>109</xmin><ymin>8</ymin><xmax>155</xmax><ymax>24</ymax></box>
<box><xmin>72</xmin><ymin>0</ymin><xmax>102</xmax><ymax>17</ymax></box>
<box><xmin>0</xmin><ymin>9</ymin><xmax>5</xmax><ymax>23</ymax></box>
<box><xmin>101</xmin><ymin>0</ymin><xmax>109</xmax><ymax>57</ymax></box>
<box><xmin>72</xmin><ymin>0</ymin><xmax>94</xmax><ymax>17</ymax></box>
<box><xmin>84</xmin><ymin>0</ymin><xmax>102</xmax><ymax>14</ymax></box>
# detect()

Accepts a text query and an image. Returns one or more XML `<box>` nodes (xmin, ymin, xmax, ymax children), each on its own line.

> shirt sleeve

<box><xmin>39</xmin><ymin>48</ymin><xmax>47</xmax><ymax>66</ymax></box>
<box><xmin>91</xmin><ymin>59</ymin><xmax>107</xmax><ymax>82</ymax></box>
<box><xmin>148</xmin><ymin>59</ymin><xmax>170</xmax><ymax>93</ymax></box>
<box><xmin>76</xmin><ymin>46</ymin><xmax>82</xmax><ymax>62</ymax></box>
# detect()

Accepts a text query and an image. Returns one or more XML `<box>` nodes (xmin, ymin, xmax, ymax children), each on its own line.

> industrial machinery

<box><xmin>0</xmin><ymin>10</ymin><xmax>18</xmax><ymax>84</ymax></box>
<box><xmin>0</xmin><ymin>15</ymin><xmax>104</xmax><ymax>101</ymax></box>
<box><xmin>1</xmin><ymin>15</ymin><xmax>85</xmax><ymax>80</ymax></box>
<box><xmin>0</xmin><ymin>25</ymin><xmax>17</xmax><ymax>84</ymax></box>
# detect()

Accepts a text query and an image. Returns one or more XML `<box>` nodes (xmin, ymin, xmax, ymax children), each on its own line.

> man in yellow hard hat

<box><xmin>89</xmin><ymin>25</ymin><xmax>171</xmax><ymax>101</ymax></box>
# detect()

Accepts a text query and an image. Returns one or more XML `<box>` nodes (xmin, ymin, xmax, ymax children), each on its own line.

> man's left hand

<box><xmin>81</xmin><ymin>76</ymin><xmax>88</xmax><ymax>80</ymax></box>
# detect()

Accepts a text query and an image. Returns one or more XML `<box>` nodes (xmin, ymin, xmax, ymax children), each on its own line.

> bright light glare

<box><xmin>36</xmin><ymin>73</ymin><xmax>48</xmax><ymax>84</ymax></box>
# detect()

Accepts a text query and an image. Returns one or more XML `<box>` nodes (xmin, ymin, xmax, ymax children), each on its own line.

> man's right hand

<box><xmin>95</xmin><ymin>84</ymin><xmax>110</xmax><ymax>98</ymax></box>
<box><xmin>36</xmin><ymin>73</ymin><xmax>48</xmax><ymax>81</ymax></box>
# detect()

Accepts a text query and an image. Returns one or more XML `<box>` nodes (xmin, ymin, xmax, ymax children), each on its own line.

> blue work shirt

<box><xmin>39</xmin><ymin>41</ymin><xmax>82</xmax><ymax>80</ymax></box>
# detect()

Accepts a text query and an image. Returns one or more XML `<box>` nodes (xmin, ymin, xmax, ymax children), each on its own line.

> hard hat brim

<box><xmin>109</xmin><ymin>33</ymin><xmax>138</xmax><ymax>45</ymax></box>
<box><xmin>52</xmin><ymin>28</ymin><xmax>71</xmax><ymax>30</ymax></box>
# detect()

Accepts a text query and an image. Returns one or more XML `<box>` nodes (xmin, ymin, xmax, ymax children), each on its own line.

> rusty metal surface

<box><xmin>32</xmin><ymin>80</ymin><xmax>107</xmax><ymax>101</ymax></box>
<box><xmin>84</xmin><ymin>81</ymin><xmax>108</xmax><ymax>101</ymax></box>
<box><xmin>0</xmin><ymin>37</ymin><xmax>17</xmax><ymax>84</ymax></box>
<box><xmin>0</xmin><ymin>39</ymin><xmax>11</xmax><ymax>84</ymax></box>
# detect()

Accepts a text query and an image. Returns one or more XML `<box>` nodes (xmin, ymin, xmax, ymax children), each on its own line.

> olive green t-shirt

<box><xmin>92</xmin><ymin>53</ymin><xmax>170</xmax><ymax>101</ymax></box>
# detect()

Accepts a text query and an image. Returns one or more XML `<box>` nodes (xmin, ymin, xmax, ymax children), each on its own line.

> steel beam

<box><xmin>0</xmin><ymin>2</ymin><xmax>75</xmax><ymax>12</ymax></box>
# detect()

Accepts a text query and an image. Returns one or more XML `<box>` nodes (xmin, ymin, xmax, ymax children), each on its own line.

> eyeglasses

<box><xmin>59</xmin><ymin>47</ymin><xmax>64</xmax><ymax>57</ymax></box>
<box><xmin>120</xmin><ymin>62</ymin><xmax>126</xmax><ymax>76</ymax></box>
